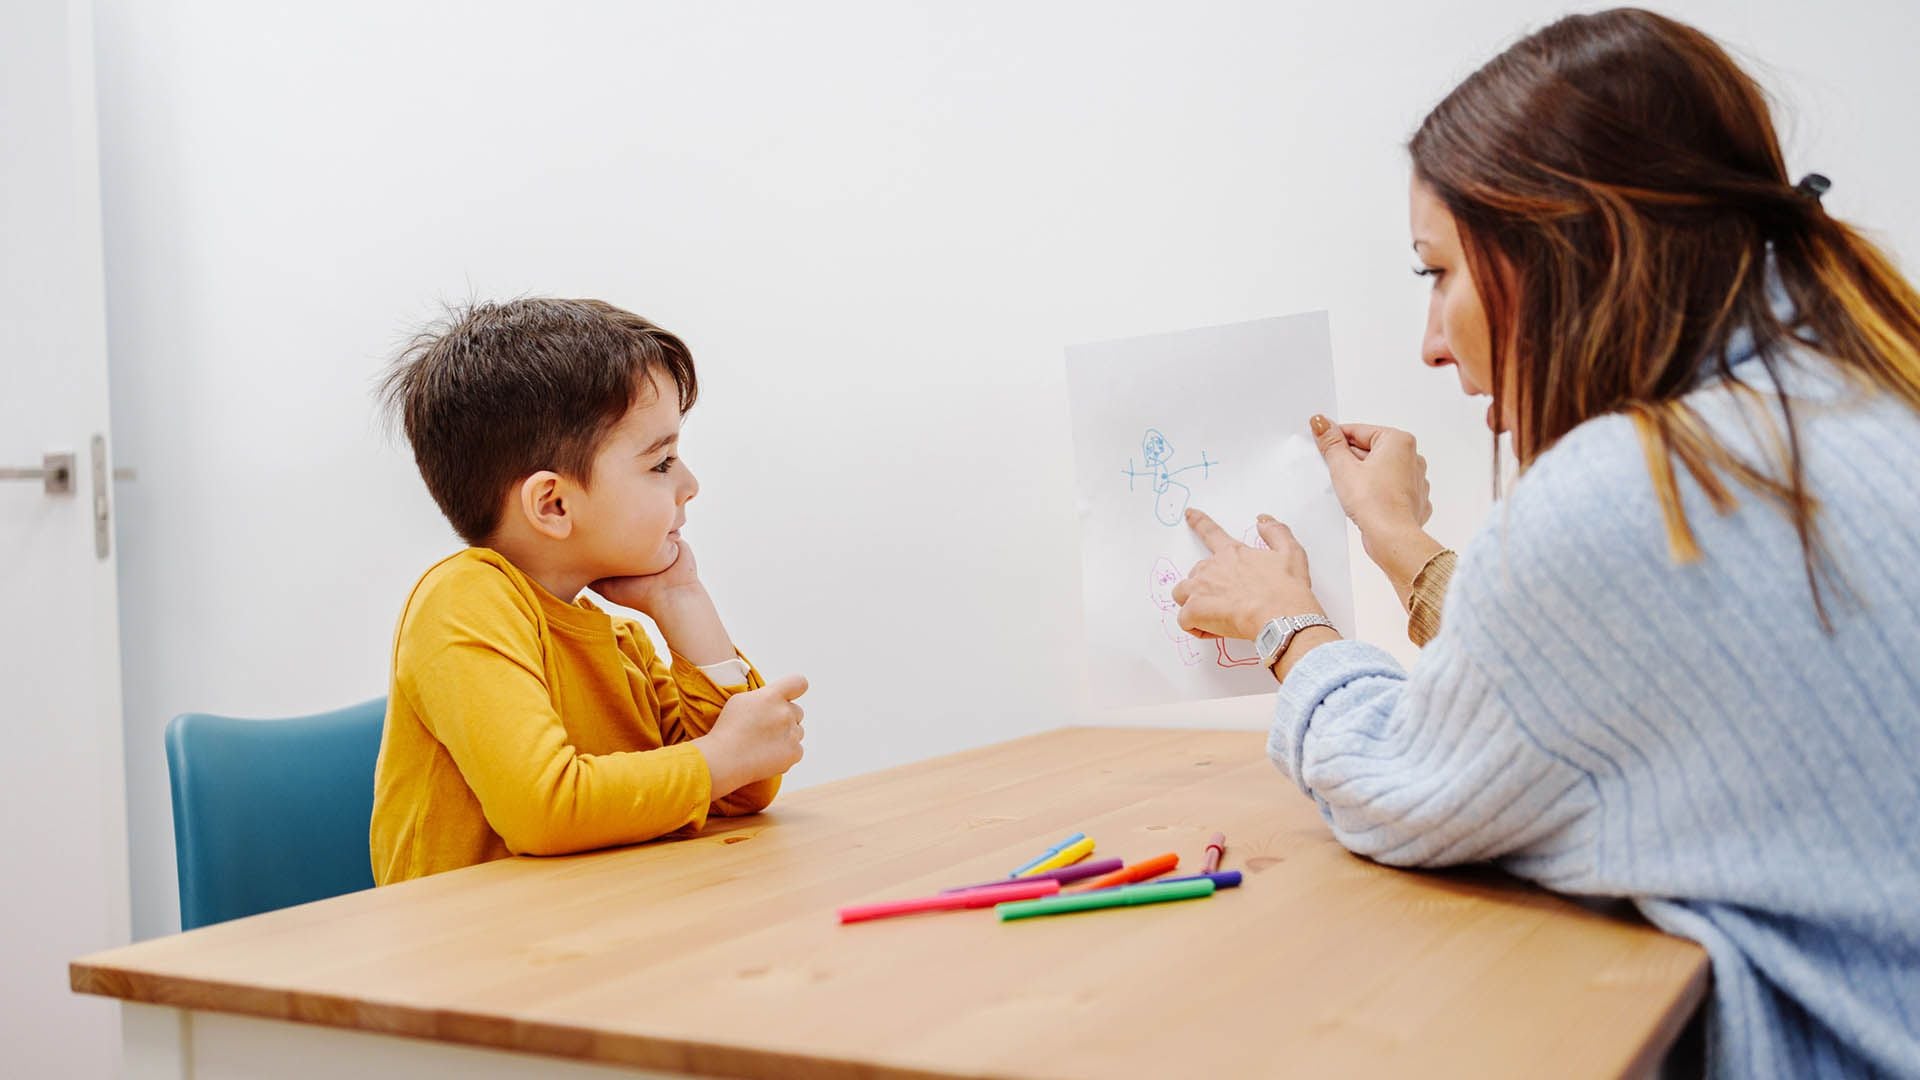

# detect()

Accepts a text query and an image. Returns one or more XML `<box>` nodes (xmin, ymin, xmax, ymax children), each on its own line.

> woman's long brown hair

<box><xmin>1410</xmin><ymin>8</ymin><xmax>1920</xmax><ymax>626</ymax></box>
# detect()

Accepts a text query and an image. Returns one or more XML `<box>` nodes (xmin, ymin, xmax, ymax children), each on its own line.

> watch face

<box><xmin>1257</xmin><ymin>621</ymin><xmax>1283</xmax><ymax>657</ymax></box>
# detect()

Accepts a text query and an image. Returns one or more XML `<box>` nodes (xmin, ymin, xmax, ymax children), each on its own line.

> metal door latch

<box><xmin>0</xmin><ymin>451</ymin><xmax>76</xmax><ymax>494</ymax></box>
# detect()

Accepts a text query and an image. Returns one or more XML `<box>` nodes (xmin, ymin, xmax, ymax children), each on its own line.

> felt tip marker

<box><xmin>1075</xmin><ymin>853</ymin><xmax>1179</xmax><ymax>891</ymax></box>
<box><xmin>997</xmin><ymin>878</ymin><xmax>1216</xmax><ymax>922</ymax></box>
<box><xmin>1008</xmin><ymin>833</ymin><xmax>1087</xmax><ymax>877</ymax></box>
<box><xmin>839</xmin><ymin>879</ymin><xmax>1061</xmax><ymax>924</ymax></box>
<box><xmin>1017</xmin><ymin>836</ymin><xmax>1096</xmax><ymax>878</ymax></box>
<box><xmin>944</xmin><ymin>859</ymin><xmax>1123</xmax><ymax>894</ymax></box>
<box><xmin>1203</xmin><ymin>832</ymin><xmax>1227</xmax><ymax>874</ymax></box>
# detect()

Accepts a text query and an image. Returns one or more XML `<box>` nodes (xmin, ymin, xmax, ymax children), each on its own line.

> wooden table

<box><xmin>73</xmin><ymin>727</ymin><xmax>1707</xmax><ymax>1079</ymax></box>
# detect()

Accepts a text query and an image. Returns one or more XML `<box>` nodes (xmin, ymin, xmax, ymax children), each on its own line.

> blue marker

<box><xmin>1007</xmin><ymin>833</ymin><xmax>1087</xmax><ymax>878</ymax></box>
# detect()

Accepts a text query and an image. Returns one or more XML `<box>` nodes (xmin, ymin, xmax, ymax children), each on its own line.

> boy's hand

<box><xmin>592</xmin><ymin>539</ymin><xmax>705</xmax><ymax>617</ymax></box>
<box><xmin>595</xmin><ymin>539</ymin><xmax>739</xmax><ymax>669</ymax></box>
<box><xmin>693</xmin><ymin>675</ymin><xmax>808</xmax><ymax>798</ymax></box>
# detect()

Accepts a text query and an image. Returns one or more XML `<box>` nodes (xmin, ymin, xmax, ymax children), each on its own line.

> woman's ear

<box><xmin>517</xmin><ymin>471</ymin><xmax>572</xmax><ymax>540</ymax></box>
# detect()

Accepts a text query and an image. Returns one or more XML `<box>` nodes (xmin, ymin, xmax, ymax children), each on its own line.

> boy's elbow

<box><xmin>496</xmin><ymin>816</ymin><xmax>574</xmax><ymax>857</ymax></box>
<box><xmin>713</xmin><ymin>776</ymin><xmax>781</xmax><ymax>817</ymax></box>
<box><xmin>491</xmin><ymin>787</ymin><xmax>592</xmax><ymax>856</ymax></box>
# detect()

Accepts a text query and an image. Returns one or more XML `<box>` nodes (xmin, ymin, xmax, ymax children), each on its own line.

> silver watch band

<box><xmin>1258</xmin><ymin>613</ymin><xmax>1336</xmax><ymax>669</ymax></box>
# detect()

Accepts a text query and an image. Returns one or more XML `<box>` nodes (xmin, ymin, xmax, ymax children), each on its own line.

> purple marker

<box><xmin>940</xmin><ymin>858</ymin><xmax>1125</xmax><ymax>894</ymax></box>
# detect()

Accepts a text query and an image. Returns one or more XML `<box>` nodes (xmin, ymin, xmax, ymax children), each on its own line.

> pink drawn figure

<box><xmin>1149</xmin><ymin>557</ymin><xmax>1205</xmax><ymax>666</ymax></box>
<box><xmin>1214</xmin><ymin>638</ymin><xmax>1262</xmax><ymax>668</ymax></box>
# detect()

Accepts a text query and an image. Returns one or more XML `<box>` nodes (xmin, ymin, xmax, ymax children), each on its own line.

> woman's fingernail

<box><xmin>1310</xmin><ymin>415</ymin><xmax>1330</xmax><ymax>436</ymax></box>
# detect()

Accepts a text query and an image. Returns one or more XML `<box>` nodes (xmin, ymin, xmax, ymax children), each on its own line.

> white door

<box><xmin>0</xmin><ymin>0</ymin><xmax>133</xmax><ymax>1076</ymax></box>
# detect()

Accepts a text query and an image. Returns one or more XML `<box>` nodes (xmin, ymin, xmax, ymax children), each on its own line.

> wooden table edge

<box><xmin>71</xmin><ymin>960</ymin><xmax>989</xmax><ymax>1080</ymax></box>
<box><xmin>1621</xmin><ymin>952</ymin><xmax>1712</xmax><ymax>1078</ymax></box>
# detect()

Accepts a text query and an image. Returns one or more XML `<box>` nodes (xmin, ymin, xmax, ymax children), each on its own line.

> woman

<box><xmin>1173</xmin><ymin>9</ymin><xmax>1920</xmax><ymax>1078</ymax></box>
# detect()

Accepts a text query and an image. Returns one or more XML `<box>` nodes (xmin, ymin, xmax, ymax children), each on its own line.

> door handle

<box><xmin>0</xmin><ymin>452</ymin><xmax>77</xmax><ymax>494</ymax></box>
<box><xmin>5</xmin><ymin>439</ymin><xmax>136</xmax><ymax>559</ymax></box>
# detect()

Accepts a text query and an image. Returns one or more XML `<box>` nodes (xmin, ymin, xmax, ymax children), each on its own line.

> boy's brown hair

<box><xmin>381</xmin><ymin>298</ymin><xmax>698</xmax><ymax>544</ymax></box>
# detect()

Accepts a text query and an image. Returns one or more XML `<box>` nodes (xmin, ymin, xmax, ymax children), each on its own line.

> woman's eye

<box><xmin>651</xmin><ymin>455</ymin><xmax>677</xmax><ymax>474</ymax></box>
<box><xmin>1413</xmin><ymin>264</ymin><xmax>1444</xmax><ymax>281</ymax></box>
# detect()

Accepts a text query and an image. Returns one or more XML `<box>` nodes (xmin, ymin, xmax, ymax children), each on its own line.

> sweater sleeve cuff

<box><xmin>1270</xmin><ymin>639</ymin><xmax>1409</xmax><ymax>793</ymax></box>
<box><xmin>671</xmin><ymin>648</ymin><xmax>765</xmax><ymax>704</ymax></box>
<box><xmin>1407</xmin><ymin>548</ymin><xmax>1459</xmax><ymax>647</ymax></box>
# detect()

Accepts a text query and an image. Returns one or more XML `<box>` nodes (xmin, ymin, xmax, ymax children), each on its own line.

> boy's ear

<box><xmin>517</xmin><ymin>471</ymin><xmax>573</xmax><ymax>540</ymax></box>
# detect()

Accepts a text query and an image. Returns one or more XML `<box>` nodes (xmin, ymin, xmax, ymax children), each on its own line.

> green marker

<box><xmin>996</xmin><ymin>877</ymin><xmax>1216</xmax><ymax>921</ymax></box>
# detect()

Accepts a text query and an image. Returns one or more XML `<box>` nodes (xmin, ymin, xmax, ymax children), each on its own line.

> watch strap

<box><xmin>1258</xmin><ymin>614</ymin><xmax>1335</xmax><ymax>668</ymax></box>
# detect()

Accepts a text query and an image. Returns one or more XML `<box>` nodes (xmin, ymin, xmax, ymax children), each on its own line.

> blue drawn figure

<box><xmin>1122</xmin><ymin>428</ymin><xmax>1218</xmax><ymax>526</ymax></box>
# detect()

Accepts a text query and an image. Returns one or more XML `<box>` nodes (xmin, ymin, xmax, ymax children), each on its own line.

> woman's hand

<box><xmin>1312</xmin><ymin>416</ymin><xmax>1448</xmax><ymax>609</ymax></box>
<box><xmin>1172</xmin><ymin>509</ymin><xmax>1327</xmax><ymax>641</ymax></box>
<box><xmin>1312</xmin><ymin>415</ymin><xmax>1432</xmax><ymax>536</ymax></box>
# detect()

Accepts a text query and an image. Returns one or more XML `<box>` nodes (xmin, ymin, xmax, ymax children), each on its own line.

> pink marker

<box><xmin>838</xmin><ymin>879</ymin><xmax>1061</xmax><ymax>924</ymax></box>
<box><xmin>1203</xmin><ymin>832</ymin><xmax>1226</xmax><ymax>874</ymax></box>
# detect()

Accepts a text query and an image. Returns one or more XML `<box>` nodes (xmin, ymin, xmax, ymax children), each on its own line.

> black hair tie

<box><xmin>1794</xmin><ymin>173</ymin><xmax>1832</xmax><ymax>201</ymax></box>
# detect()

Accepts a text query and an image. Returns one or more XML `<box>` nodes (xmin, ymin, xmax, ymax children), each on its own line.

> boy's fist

<box><xmin>695</xmin><ymin>674</ymin><xmax>807</xmax><ymax>798</ymax></box>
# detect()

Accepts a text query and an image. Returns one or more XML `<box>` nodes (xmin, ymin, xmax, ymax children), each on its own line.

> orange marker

<box><xmin>1075</xmin><ymin>852</ymin><xmax>1179</xmax><ymax>891</ymax></box>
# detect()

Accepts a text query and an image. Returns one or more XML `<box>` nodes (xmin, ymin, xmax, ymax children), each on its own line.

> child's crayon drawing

<box><xmin>1066</xmin><ymin>311</ymin><xmax>1350</xmax><ymax>708</ymax></box>
<box><xmin>1149</xmin><ymin>526</ymin><xmax>1266</xmax><ymax>669</ymax></box>
<box><xmin>1149</xmin><ymin>557</ymin><xmax>1205</xmax><ymax>666</ymax></box>
<box><xmin>1122</xmin><ymin>428</ymin><xmax>1218</xmax><ymax>526</ymax></box>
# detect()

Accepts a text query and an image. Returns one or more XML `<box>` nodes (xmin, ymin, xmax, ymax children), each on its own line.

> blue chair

<box><xmin>165</xmin><ymin>698</ymin><xmax>386</xmax><ymax>931</ymax></box>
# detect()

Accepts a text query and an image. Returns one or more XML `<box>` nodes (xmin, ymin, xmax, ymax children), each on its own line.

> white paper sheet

<box><xmin>1066</xmin><ymin>312</ymin><xmax>1354</xmax><ymax>708</ymax></box>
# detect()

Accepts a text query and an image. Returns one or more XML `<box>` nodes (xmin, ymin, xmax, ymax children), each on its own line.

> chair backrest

<box><xmin>165</xmin><ymin>698</ymin><xmax>386</xmax><ymax>931</ymax></box>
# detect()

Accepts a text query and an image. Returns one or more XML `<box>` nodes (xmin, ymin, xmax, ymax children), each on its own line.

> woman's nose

<box><xmin>1421</xmin><ymin>295</ymin><xmax>1452</xmax><ymax>368</ymax></box>
<box><xmin>1422</xmin><ymin>318</ymin><xmax>1453</xmax><ymax>368</ymax></box>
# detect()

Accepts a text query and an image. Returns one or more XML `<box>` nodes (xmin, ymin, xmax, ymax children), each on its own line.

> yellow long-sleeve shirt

<box><xmin>370</xmin><ymin>547</ymin><xmax>777</xmax><ymax>885</ymax></box>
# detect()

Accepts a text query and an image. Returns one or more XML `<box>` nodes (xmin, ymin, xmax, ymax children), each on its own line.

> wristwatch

<box><xmin>1255</xmin><ymin>614</ymin><xmax>1336</xmax><ymax>670</ymax></box>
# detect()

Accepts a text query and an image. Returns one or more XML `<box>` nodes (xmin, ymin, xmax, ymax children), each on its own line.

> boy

<box><xmin>370</xmin><ymin>298</ymin><xmax>805</xmax><ymax>885</ymax></box>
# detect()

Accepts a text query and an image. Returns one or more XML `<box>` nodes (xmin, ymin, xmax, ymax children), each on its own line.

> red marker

<box><xmin>1203</xmin><ymin>832</ymin><xmax>1226</xmax><ymax>874</ymax></box>
<box><xmin>838</xmin><ymin>879</ymin><xmax>1060</xmax><ymax>924</ymax></box>
<box><xmin>1075</xmin><ymin>852</ymin><xmax>1179</xmax><ymax>891</ymax></box>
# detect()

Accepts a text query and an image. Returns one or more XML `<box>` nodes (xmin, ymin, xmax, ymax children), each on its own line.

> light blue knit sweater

<box><xmin>1272</xmin><ymin>337</ymin><xmax>1920</xmax><ymax>1078</ymax></box>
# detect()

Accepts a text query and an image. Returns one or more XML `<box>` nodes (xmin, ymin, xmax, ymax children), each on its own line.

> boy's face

<box><xmin>570</xmin><ymin>371</ymin><xmax>698</xmax><ymax>578</ymax></box>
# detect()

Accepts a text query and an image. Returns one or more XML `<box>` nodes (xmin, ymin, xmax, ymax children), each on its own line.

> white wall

<box><xmin>94</xmin><ymin>0</ymin><xmax>1920</xmax><ymax>940</ymax></box>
